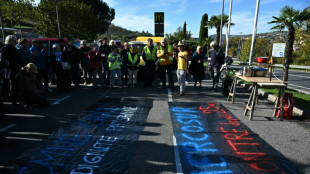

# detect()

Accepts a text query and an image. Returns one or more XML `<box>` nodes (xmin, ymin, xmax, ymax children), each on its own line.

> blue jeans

<box><xmin>110</xmin><ymin>69</ymin><xmax>122</xmax><ymax>86</ymax></box>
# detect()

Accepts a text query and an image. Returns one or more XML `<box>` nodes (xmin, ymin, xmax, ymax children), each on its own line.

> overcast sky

<box><xmin>35</xmin><ymin>0</ymin><xmax>309</xmax><ymax>37</ymax></box>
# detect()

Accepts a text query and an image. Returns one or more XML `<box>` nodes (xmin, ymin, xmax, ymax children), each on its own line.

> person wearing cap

<box><xmin>142</xmin><ymin>38</ymin><xmax>157</xmax><ymax>88</ymax></box>
<box><xmin>15</xmin><ymin>63</ymin><xmax>49</xmax><ymax>107</ymax></box>
<box><xmin>16</xmin><ymin>38</ymin><xmax>32</xmax><ymax>66</ymax></box>
<box><xmin>1</xmin><ymin>35</ymin><xmax>22</xmax><ymax>105</ymax></box>
<box><xmin>176</xmin><ymin>41</ymin><xmax>188</xmax><ymax>96</ymax></box>
<box><xmin>157</xmin><ymin>38</ymin><xmax>174</xmax><ymax>89</ymax></box>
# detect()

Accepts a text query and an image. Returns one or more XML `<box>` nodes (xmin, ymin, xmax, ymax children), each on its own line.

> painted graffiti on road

<box><xmin>17</xmin><ymin>98</ymin><xmax>152</xmax><ymax>174</ymax></box>
<box><xmin>170</xmin><ymin>102</ymin><xmax>301</xmax><ymax>174</ymax></box>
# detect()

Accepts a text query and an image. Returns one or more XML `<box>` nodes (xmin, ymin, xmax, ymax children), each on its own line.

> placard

<box><xmin>272</xmin><ymin>43</ymin><xmax>285</xmax><ymax>57</ymax></box>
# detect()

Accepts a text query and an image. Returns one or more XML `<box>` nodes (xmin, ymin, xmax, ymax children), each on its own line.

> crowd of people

<box><xmin>0</xmin><ymin>35</ymin><xmax>225</xmax><ymax>110</ymax></box>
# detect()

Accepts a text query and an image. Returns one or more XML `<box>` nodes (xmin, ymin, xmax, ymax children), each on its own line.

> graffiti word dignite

<box><xmin>17</xmin><ymin>98</ymin><xmax>152</xmax><ymax>174</ymax></box>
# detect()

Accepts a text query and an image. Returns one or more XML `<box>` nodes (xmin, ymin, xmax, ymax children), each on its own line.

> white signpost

<box><xmin>272</xmin><ymin>43</ymin><xmax>285</xmax><ymax>57</ymax></box>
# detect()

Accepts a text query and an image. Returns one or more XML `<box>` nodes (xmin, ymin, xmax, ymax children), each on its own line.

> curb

<box><xmin>237</xmin><ymin>80</ymin><xmax>303</xmax><ymax>116</ymax></box>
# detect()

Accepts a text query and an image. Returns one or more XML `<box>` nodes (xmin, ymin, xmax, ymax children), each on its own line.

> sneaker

<box><xmin>83</xmin><ymin>82</ymin><xmax>87</xmax><ymax>85</ymax></box>
<box><xmin>179</xmin><ymin>93</ymin><xmax>185</xmax><ymax>96</ymax></box>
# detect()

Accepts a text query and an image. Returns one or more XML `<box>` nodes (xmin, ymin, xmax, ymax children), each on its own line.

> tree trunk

<box><xmin>19</xmin><ymin>22</ymin><xmax>23</xmax><ymax>38</ymax></box>
<box><xmin>216</xmin><ymin>26</ymin><xmax>221</xmax><ymax>45</ymax></box>
<box><xmin>283</xmin><ymin>25</ymin><xmax>295</xmax><ymax>82</ymax></box>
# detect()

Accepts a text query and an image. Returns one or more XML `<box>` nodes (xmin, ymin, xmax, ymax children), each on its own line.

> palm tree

<box><xmin>268</xmin><ymin>6</ymin><xmax>310</xmax><ymax>82</ymax></box>
<box><xmin>204</xmin><ymin>36</ymin><xmax>214</xmax><ymax>52</ymax></box>
<box><xmin>206</xmin><ymin>14</ymin><xmax>234</xmax><ymax>46</ymax></box>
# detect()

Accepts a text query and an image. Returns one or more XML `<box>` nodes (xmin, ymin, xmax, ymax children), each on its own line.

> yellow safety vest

<box><xmin>144</xmin><ymin>46</ymin><xmax>156</xmax><ymax>61</ymax></box>
<box><xmin>108</xmin><ymin>54</ymin><xmax>121</xmax><ymax>70</ymax></box>
<box><xmin>127</xmin><ymin>53</ymin><xmax>139</xmax><ymax>67</ymax></box>
<box><xmin>159</xmin><ymin>45</ymin><xmax>173</xmax><ymax>63</ymax></box>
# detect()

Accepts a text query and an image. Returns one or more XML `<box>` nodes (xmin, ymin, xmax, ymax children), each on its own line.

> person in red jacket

<box><xmin>88</xmin><ymin>44</ymin><xmax>104</xmax><ymax>88</ymax></box>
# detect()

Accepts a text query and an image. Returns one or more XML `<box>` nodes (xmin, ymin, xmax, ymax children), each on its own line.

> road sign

<box><xmin>272</xmin><ymin>43</ymin><xmax>285</xmax><ymax>57</ymax></box>
<box><xmin>155</xmin><ymin>12</ymin><xmax>164</xmax><ymax>37</ymax></box>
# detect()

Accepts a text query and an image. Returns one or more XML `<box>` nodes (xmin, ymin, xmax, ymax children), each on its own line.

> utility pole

<box><xmin>219</xmin><ymin>0</ymin><xmax>224</xmax><ymax>46</ymax></box>
<box><xmin>55</xmin><ymin>0</ymin><xmax>61</xmax><ymax>38</ymax></box>
<box><xmin>249</xmin><ymin>0</ymin><xmax>260</xmax><ymax>65</ymax></box>
<box><xmin>0</xmin><ymin>4</ymin><xmax>6</xmax><ymax>40</ymax></box>
<box><xmin>225</xmin><ymin>0</ymin><xmax>233</xmax><ymax>57</ymax></box>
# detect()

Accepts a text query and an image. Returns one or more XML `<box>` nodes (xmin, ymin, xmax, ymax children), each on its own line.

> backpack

<box><xmin>217</xmin><ymin>47</ymin><xmax>225</xmax><ymax>65</ymax></box>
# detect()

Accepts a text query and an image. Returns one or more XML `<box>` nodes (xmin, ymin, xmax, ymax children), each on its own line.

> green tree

<box><xmin>294</xmin><ymin>28</ymin><xmax>310</xmax><ymax>65</ymax></box>
<box><xmin>78</xmin><ymin>0</ymin><xmax>115</xmax><ymax>35</ymax></box>
<box><xmin>165</xmin><ymin>26</ymin><xmax>192</xmax><ymax>43</ymax></box>
<box><xmin>268</xmin><ymin>6</ymin><xmax>310</xmax><ymax>82</ymax></box>
<box><xmin>35</xmin><ymin>0</ymin><xmax>111</xmax><ymax>40</ymax></box>
<box><xmin>0</xmin><ymin>0</ymin><xmax>34</xmax><ymax>37</ymax></box>
<box><xmin>198</xmin><ymin>13</ymin><xmax>208</xmax><ymax>46</ymax></box>
<box><xmin>183</xmin><ymin>21</ymin><xmax>187</xmax><ymax>40</ymax></box>
<box><xmin>8</xmin><ymin>0</ymin><xmax>34</xmax><ymax>38</ymax></box>
<box><xmin>206</xmin><ymin>14</ymin><xmax>234</xmax><ymax>45</ymax></box>
<box><xmin>204</xmin><ymin>36</ymin><xmax>213</xmax><ymax>52</ymax></box>
<box><xmin>240</xmin><ymin>38</ymin><xmax>271</xmax><ymax>62</ymax></box>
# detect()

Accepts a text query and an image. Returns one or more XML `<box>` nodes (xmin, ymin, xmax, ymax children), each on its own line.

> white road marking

<box><xmin>100</xmin><ymin>91</ymin><xmax>109</xmax><ymax>98</ymax></box>
<box><xmin>289</xmin><ymin>74</ymin><xmax>310</xmax><ymax>79</ymax></box>
<box><xmin>289</xmin><ymin>83</ymin><xmax>310</xmax><ymax>90</ymax></box>
<box><xmin>0</xmin><ymin>124</ymin><xmax>16</xmax><ymax>133</ymax></box>
<box><xmin>168</xmin><ymin>88</ymin><xmax>173</xmax><ymax>102</ymax></box>
<box><xmin>169</xmin><ymin>86</ymin><xmax>183</xmax><ymax>173</ymax></box>
<box><xmin>51</xmin><ymin>96</ymin><xmax>70</xmax><ymax>105</ymax></box>
<box><xmin>173</xmin><ymin>136</ymin><xmax>183</xmax><ymax>174</ymax></box>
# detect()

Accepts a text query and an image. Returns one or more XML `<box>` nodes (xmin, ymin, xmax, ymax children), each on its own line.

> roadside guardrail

<box><xmin>233</xmin><ymin>60</ymin><xmax>310</xmax><ymax>71</ymax></box>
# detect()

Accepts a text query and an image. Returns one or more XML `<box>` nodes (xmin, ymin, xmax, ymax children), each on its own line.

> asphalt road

<box><xmin>0</xmin><ymin>74</ymin><xmax>309</xmax><ymax>174</ymax></box>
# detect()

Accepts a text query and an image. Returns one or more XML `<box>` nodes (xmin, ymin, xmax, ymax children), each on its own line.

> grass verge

<box><xmin>261</xmin><ymin>88</ymin><xmax>310</xmax><ymax>111</ymax></box>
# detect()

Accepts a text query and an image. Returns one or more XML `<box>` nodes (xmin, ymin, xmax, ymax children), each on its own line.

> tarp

<box><xmin>169</xmin><ymin>102</ymin><xmax>301</xmax><ymax>174</ymax></box>
<box><xmin>16</xmin><ymin>98</ymin><xmax>153</xmax><ymax>174</ymax></box>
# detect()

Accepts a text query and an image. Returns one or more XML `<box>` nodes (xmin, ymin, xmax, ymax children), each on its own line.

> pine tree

<box><xmin>198</xmin><ymin>13</ymin><xmax>208</xmax><ymax>46</ymax></box>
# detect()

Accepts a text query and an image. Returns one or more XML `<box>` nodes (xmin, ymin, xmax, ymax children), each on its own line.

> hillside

<box><xmin>99</xmin><ymin>24</ymin><xmax>153</xmax><ymax>42</ymax></box>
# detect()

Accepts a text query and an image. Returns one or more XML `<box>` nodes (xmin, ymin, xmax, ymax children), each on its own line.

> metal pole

<box><xmin>225</xmin><ymin>0</ymin><xmax>233</xmax><ymax>57</ymax></box>
<box><xmin>0</xmin><ymin>5</ymin><xmax>6</xmax><ymax>40</ymax></box>
<box><xmin>219</xmin><ymin>0</ymin><xmax>224</xmax><ymax>46</ymax></box>
<box><xmin>249</xmin><ymin>0</ymin><xmax>260</xmax><ymax>65</ymax></box>
<box><xmin>56</xmin><ymin>0</ymin><xmax>61</xmax><ymax>38</ymax></box>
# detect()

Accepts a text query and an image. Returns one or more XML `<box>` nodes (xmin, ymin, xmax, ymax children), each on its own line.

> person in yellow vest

<box><xmin>124</xmin><ymin>45</ymin><xmax>140</xmax><ymax>87</ymax></box>
<box><xmin>108</xmin><ymin>46</ymin><xmax>122</xmax><ymax>88</ymax></box>
<box><xmin>157</xmin><ymin>38</ymin><xmax>174</xmax><ymax>89</ymax></box>
<box><xmin>176</xmin><ymin>41</ymin><xmax>188</xmax><ymax>96</ymax></box>
<box><xmin>142</xmin><ymin>38</ymin><xmax>157</xmax><ymax>88</ymax></box>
